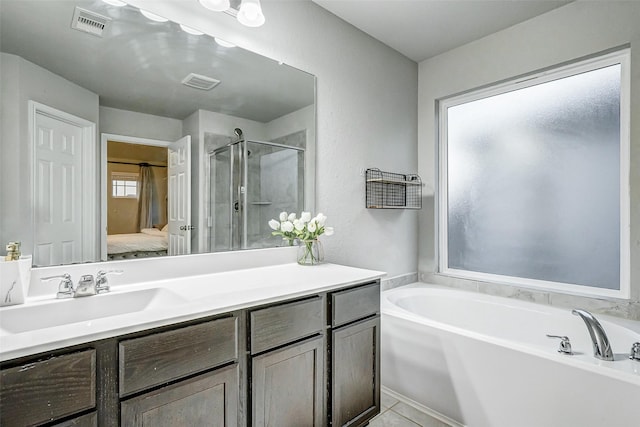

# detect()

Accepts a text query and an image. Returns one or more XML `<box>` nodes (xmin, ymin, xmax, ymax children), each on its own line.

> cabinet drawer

<box><xmin>0</xmin><ymin>349</ymin><xmax>96</xmax><ymax>427</ymax></box>
<box><xmin>250</xmin><ymin>296</ymin><xmax>324</xmax><ymax>354</ymax></box>
<box><xmin>119</xmin><ymin>316</ymin><xmax>238</xmax><ymax>397</ymax></box>
<box><xmin>331</xmin><ymin>282</ymin><xmax>380</xmax><ymax>327</ymax></box>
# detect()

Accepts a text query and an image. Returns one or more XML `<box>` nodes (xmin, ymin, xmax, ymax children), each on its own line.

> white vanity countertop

<box><xmin>0</xmin><ymin>262</ymin><xmax>384</xmax><ymax>362</ymax></box>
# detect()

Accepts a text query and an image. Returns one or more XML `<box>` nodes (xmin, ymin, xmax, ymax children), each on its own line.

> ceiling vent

<box><xmin>181</xmin><ymin>73</ymin><xmax>221</xmax><ymax>91</ymax></box>
<box><xmin>71</xmin><ymin>7</ymin><xmax>111</xmax><ymax>37</ymax></box>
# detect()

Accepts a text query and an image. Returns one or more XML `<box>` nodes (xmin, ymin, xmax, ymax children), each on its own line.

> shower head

<box><xmin>234</xmin><ymin>128</ymin><xmax>244</xmax><ymax>141</ymax></box>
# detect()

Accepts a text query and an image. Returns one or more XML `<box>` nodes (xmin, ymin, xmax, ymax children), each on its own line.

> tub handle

<box><xmin>630</xmin><ymin>342</ymin><xmax>640</xmax><ymax>361</ymax></box>
<box><xmin>547</xmin><ymin>335</ymin><xmax>573</xmax><ymax>355</ymax></box>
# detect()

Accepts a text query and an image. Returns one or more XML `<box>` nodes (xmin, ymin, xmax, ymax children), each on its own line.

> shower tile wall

<box><xmin>271</xmin><ymin>129</ymin><xmax>306</xmax><ymax>217</ymax></box>
<box><xmin>247</xmin><ymin>130</ymin><xmax>306</xmax><ymax>248</ymax></box>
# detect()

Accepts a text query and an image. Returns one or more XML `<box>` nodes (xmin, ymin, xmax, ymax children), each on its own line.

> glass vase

<box><xmin>297</xmin><ymin>239</ymin><xmax>324</xmax><ymax>266</ymax></box>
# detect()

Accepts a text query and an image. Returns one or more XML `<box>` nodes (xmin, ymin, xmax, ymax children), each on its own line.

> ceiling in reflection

<box><xmin>0</xmin><ymin>0</ymin><xmax>314</xmax><ymax>122</ymax></box>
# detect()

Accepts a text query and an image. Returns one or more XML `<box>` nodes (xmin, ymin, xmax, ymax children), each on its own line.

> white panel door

<box><xmin>34</xmin><ymin>113</ymin><xmax>84</xmax><ymax>266</ymax></box>
<box><xmin>168</xmin><ymin>135</ymin><xmax>192</xmax><ymax>256</ymax></box>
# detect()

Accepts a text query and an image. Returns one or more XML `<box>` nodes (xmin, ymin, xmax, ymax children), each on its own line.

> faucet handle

<box><xmin>547</xmin><ymin>334</ymin><xmax>573</xmax><ymax>355</ymax></box>
<box><xmin>96</xmin><ymin>270</ymin><xmax>123</xmax><ymax>293</ymax></box>
<box><xmin>630</xmin><ymin>342</ymin><xmax>640</xmax><ymax>361</ymax></box>
<box><xmin>41</xmin><ymin>273</ymin><xmax>74</xmax><ymax>299</ymax></box>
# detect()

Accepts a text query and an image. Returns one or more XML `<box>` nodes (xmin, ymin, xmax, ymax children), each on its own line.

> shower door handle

<box><xmin>234</xmin><ymin>201</ymin><xmax>239</xmax><ymax>212</ymax></box>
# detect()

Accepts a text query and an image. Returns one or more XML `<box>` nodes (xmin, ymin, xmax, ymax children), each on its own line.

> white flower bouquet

<box><xmin>268</xmin><ymin>211</ymin><xmax>334</xmax><ymax>245</ymax></box>
<box><xmin>268</xmin><ymin>212</ymin><xmax>334</xmax><ymax>265</ymax></box>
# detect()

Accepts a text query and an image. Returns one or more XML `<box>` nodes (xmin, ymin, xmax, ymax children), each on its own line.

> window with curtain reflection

<box><xmin>112</xmin><ymin>172</ymin><xmax>139</xmax><ymax>198</ymax></box>
<box><xmin>438</xmin><ymin>49</ymin><xmax>630</xmax><ymax>298</ymax></box>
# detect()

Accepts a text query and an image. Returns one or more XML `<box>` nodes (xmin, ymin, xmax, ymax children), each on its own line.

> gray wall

<box><xmin>126</xmin><ymin>0</ymin><xmax>419</xmax><ymax>278</ymax></box>
<box><xmin>417</xmin><ymin>1</ymin><xmax>640</xmax><ymax>318</ymax></box>
<box><xmin>0</xmin><ymin>53</ymin><xmax>99</xmax><ymax>255</ymax></box>
<box><xmin>99</xmin><ymin>106</ymin><xmax>183</xmax><ymax>142</ymax></box>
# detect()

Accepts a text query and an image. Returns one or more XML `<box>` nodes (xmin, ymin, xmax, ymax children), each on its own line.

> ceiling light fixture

<box><xmin>215</xmin><ymin>37</ymin><xmax>236</xmax><ymax>48</ymax></box>
<box><xmin>139</xmin><ymin>9</ymin><xmax>169</xmax><ymax>22</ymax></box>
<box><xmin>198</xmin><ymin>0</ymin><xmax>230</xmax><ymax>12</ymax></box>
<box><xmin>101</xmin><ymin>0</ymin><xmax>126</xmax><ymax>6</ymax></box>
<box><xmin>180</xmin><ymin>24</ymin><xmax>204</xmax><ymax>35</ymax></box>
<box><xmin>198</xmin><ymin>0</ymin><xmax>265</xmax><ymax>28</ymax></box>
<box><xmin>237</xmin><ymin>0</ymin><xmax>265</xmax><ymax>27</ymax></box>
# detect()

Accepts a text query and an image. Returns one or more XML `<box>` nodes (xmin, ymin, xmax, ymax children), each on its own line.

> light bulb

<box><xmin>215</xmin><ymin>38</ymin><xmax>236</xmax><ymax>48</ymax></box>
<box><xmin>101</xmin><ymin>0</ymin><xmax>126</xmax><ymax>6</ymax></box>
<box><xmin>180</xmin><ymin>24</ymin><xmax>204</xmax><ymax>35</ymax></box>
<box><xmin>140</xmin><ymin>9</ymin><xmax>169</xmax><ymax>22</ymax></box>
<box><xmin>237</xmin><ymin>0</ymin><xmax>265</xmax><ymax>27</ymax></box>
<box><xmin>198</xmin><ymin>0</ymin><xmax>230</xmax><ymax>12</ymax></box>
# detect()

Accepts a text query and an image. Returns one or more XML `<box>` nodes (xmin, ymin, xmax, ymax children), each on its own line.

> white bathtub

<box><xmin>381</xmin><ymin>284</ymin><xmax>640</xmax><ymax>427</ymax></box>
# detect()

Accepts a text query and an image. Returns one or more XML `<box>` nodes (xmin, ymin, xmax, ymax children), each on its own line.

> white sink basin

<box><xmin>0</xmin><ymin>288</ymin><xmax>186</xmax><ymax>334</ymax></box>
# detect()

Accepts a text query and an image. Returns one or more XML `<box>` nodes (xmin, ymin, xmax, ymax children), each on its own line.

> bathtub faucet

<box><xmin>571</xmin><ymin>309</ymin><xmax>614</xmax><ymax>361</ymax></box>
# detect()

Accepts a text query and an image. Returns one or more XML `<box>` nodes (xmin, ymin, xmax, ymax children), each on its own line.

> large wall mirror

<box><xmin>0</xmin><ymin>0</ymin><xmax>316</xmax><ymax>267</ymax></box>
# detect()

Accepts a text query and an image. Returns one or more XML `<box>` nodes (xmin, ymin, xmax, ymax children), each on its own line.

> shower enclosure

<box><xmin>207</xmin><ymin>135</ymin><xmax>305</xmax><ymax>251</ymax></box>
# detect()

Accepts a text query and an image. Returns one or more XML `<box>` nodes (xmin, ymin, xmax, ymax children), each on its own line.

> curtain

<box><xmin>138</xmin><ymin>165</ymin><xmax>153</xmax><ymax>231</ymax></box>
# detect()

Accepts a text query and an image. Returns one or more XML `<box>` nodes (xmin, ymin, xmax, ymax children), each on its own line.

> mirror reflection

<box><xmin>0</xmin><ymin>0</ymin><xmax>316</xmax><ymax>266</ymax></box>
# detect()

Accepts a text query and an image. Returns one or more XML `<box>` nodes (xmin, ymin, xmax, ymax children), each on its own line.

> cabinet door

<box><xmin>0</xmin><ymin>349</ymin><xmax>96</xmax><ymax>427</ymax></box>
<box><xmin>53</xmin><ymin>412</ymin><xmax>97</xmax><ymax>427</ymax></box>
<box><xmin>332</xmin><ymin>316</ymin><xmax>380</xmax><ymax>427</ymax></box>
<box><xmin>121</xmin><ymin>364</ymin><xmax>239</xmax><ymax>427</ymax></box>
<box><xmin>252</xmin><ymin>336</ymin><xmax>325</xmax><ymax>427</ymax></box>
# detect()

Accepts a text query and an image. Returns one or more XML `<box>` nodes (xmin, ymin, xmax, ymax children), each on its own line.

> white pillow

<box><xmin>141</xmin><ymin>228</ymin><xmax>166</xmax><ymax>237</ymax></box>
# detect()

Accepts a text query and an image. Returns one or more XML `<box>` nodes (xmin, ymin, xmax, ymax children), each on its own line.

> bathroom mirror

<box><xmin>0</xmin><ymin>0</ymin><xmax>315</xmax><ymax>266</ymax></box>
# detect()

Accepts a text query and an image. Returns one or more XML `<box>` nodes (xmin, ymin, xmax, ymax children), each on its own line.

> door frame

<box><xmin>29</xmin><ymin>101</ymin><xmax>97</xmax><ymax>264</ymax></box>
<box><xmin>100</xmin><ymin>133</ymin><xmax>170</xmax><ymax>260</ymax></box>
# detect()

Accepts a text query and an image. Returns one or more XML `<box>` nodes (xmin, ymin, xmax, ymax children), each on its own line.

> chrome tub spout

<box><xmin>571</xmin><ymin>309</ymin><xmax>614</xmax><ymax>361</ymax></box>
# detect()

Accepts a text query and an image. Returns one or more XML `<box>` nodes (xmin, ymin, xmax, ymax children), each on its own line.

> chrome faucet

<box><xmin>96</xmin><ymin>270</ymin><xmax>123</xmax><ymax>294</ymax></box>
<box><xmin>41</xmin><ymin>270</ymin><xmax>122</xmax><ymax>299</ymax></box>
<box><xmin>571</xmin><ymin>309</ymin><xmax>614</xmax><ymax>361</ymax></box>
<box><xmin>75</xmin><ymin>275</ymin><xmax>97</xmax><ymax>297</ymax></box>
<box><xmin>41</xmin><ymin>273</ymin><xmax>75</xmax><ymax>298</ymax></box>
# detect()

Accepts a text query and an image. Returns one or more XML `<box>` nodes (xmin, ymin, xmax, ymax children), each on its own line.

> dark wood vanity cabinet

<box><xmin>0</xmin><ymin>349</ymin><xmax>97</xmax><ymax>427</ymax></box>
<box><xmin>119</xmin><ymin>316</ymin><xmax>241</xmax><ymax>426</ymax></box>
<box><xmin>252</xmin><ymin>336</ymin><xmax>325</xmax><ymax>426</ymax></box>
<box><xmin>0</xmin><ymin>279</ymin><xmax>380</xmax><ymax>427</ymax></box>
<box><xmin>249</xmin><ymin>296</ymin><xmax>326</xmax><ymax>426</ymax></box>
<box><xmin>121</xmin><ymin>364</ymin><xmax>239</xmax><ymax>426</ymax></box>
<box><xmin>330</xmin><ymin>282</ymin><xmax>381</xmax><ymax>427</ymax></box>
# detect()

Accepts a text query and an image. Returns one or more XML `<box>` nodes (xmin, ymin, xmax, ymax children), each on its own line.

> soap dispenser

<box><xmin>5</xmin><ymin>241</ymin><xmax>21</xmax><ymax>261</ymax></box>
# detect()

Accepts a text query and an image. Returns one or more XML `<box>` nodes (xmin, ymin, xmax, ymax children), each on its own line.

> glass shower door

<box><xmin>245</xmin><ymin>141</ymin><xmax>305</xmax><ymax>249</ymax></box>
<box><xmin>209</xmin><ymin>140</ymin><xmax>305</xmax><ymax>251</ymax></box>
<box><xmin>209</xmin><ymin>144</ymin><xmax>243</xmax><ymax>251</ymax></box>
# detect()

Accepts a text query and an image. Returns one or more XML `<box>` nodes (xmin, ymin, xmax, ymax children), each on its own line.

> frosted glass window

<box><xmin>439</xmin><ymin>51</ymin><xmax>629</xmax><ymax>296</ymax></box>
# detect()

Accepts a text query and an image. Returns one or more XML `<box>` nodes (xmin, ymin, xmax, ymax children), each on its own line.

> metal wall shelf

<box><xmin>365</xmin><ymin>168</ymin><xmax>422</xmax><ymax>209</ymax></box>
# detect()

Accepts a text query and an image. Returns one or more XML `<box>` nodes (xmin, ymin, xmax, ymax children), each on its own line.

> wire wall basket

<box><xmin>365</xmin><ymin>168</ymin><xmax>422</xmax><ymax>209</ymax></box>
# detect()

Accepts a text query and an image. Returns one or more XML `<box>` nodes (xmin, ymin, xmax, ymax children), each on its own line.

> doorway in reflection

<box><xmin>208</xmin><ymin>132</ymin><xmax>305</xmax><ymax>251</ymax></box>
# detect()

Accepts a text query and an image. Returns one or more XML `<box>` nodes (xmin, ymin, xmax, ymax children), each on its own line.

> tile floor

<box><xmin>369</xmin><ymin>390</ymin><xmax>452</xmax><ymax>427</ymax></box>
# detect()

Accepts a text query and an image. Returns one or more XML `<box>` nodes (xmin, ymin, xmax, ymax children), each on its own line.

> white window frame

<box><xmin>111</xmin><ymin>172</ymin><xmax>139</xmax><ymax>199</ymax></box>
<box><xmin>438</xmin><ymin>49</ymin><xmax>631</xmax><ymax>299</ymax></box>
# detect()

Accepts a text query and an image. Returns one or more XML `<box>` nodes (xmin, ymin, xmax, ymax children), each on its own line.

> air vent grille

<box><xmin>181</xmin><ymin>73</ymin><xmax>221</xmax><ymax>91</ymax></box>
<box><xmin>71</xmin><ymin>7</ymin><xmax>111</xmax><ymax>37</ymax></box>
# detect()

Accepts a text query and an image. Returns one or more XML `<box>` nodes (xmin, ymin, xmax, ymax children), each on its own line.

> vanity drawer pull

<box><xmin>250</xmin><ymin>296</ymin><xmax>324</xmax><ymax>354</ymax></box>
<box><xmin>331</xmin><ymin>282</ymin><xmax>380</xmax><ymax>327</ymax></box>
<box><xmin>119</xmin><ymin>317</ymin><xmax>238</xmax><ymax>397</ymax></box>
<box><xmin>0</xmin><ymin>349</ymin><xmax>96</xmax><ymax>426</ymax></box>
